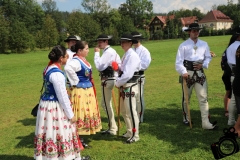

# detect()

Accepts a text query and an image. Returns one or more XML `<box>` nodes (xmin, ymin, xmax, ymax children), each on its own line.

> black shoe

<box><xmin>82</xmin><ymin>155</ymin><xmax>91</xmax><ymax>160</ymax></box>
<box><xmin>101</xmin><ymin>130</ymin><xmax>116</xmax><ymax>135</ymax></box>
<box><xmin>126</xmin><ymin>138</ymin><xmax>136</xmax><ymax>144</ymax></box>
<box><xmin>183</xmin><ymin>120</ymin><xmax>193</xmax><ymax>126</ymax></box>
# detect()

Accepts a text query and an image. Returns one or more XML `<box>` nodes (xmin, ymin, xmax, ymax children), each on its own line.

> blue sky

<box><xmin>37</xmin><ymin>0</ymin><xmax>239</xmax><ymax>14</ymax></box>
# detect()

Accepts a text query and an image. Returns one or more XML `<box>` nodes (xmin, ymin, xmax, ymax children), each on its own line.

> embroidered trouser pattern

<box><xmin>181</xmin><ymin>70</ymin><xmax>211</xmax><ymax>128</ymax></box>
<box><xmin>120</xmin><ymin>83</ymin><xmax>139</xmax><ymax>140</ymax></box>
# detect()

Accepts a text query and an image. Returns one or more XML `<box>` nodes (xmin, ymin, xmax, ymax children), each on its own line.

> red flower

<box><xmin>48</xmin><ymin>147</ymin><xmax>53</xmax><ymax>152</ymax></box>
<box><xmin>132</xmin><ymin>128</ymin><xmax>136</xmax><ymax>132</ymax></box>
<box><xmin>56</xmin><ymin>126</ymin><xmax>59</xmax><ymax>130</ymax></box>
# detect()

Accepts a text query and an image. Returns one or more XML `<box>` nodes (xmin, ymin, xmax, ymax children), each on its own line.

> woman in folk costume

<box><xmin>64</xmin><ymin>41</ymin><xmax>102</xmax><ymax>136</ymax></box>
<box><xmin>115</xmin><ymin>33</ymin><xmax>141</xmax><ymax>143</ymax></box>
<box><xmin>34</xmin><ymin>45</ymin><xmax>86</xmax><ymax>160</ymax></box>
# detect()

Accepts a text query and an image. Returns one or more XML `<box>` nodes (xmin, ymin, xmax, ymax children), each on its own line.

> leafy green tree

<box><xmin>41</xmin><ymin>14</ymin><xmax>59</xmax><ymax>49</ymax></box>
<box><xmin>8</xmin><ymin>20</ymin><xmax>33</xmax><ymax>53</ymax></box>
<box><xmin>0</xmin><ymin>0</ymin><xmax>45</xmax><ymax>34</ymax></box>
<box><xmin>42</xmin><ymin>0</ymin><xmax>57</xmax><ymax>14</ymax></box>
<box><xmin>119</xmin><ymin>0</ymin><xmax>153</xmax><ymax>29</ymax></box>
<box><xmin>116</xmin><ymin>15</ymin><xmax>135</xmax><ymax>37</ymax></box>
<box><xmin>81</xmin><ymin>0</ymin><xmax>110</xmax><ymax>13</ymax></box>
<box><xmin>67</xmin><ymin>11</ymin><xmax>101</xmax><ymax>47</ymax></box>
<box><xmin>0</xmin><ymin>7</ymin><xmax>9</xmax><ymax>53</ymax></box>
<box><xmin>35</xmin><ymin>30</ymin><xmax>46</xmax><ymax>49</ymax></box>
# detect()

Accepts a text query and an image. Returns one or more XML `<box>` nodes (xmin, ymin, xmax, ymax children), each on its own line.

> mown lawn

<box><xmin>1</xmin><ymin>35</ymin><xmax>239</xmax><ymax>160</ymax></box>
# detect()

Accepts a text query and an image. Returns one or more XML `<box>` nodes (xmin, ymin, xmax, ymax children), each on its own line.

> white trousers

<box><xmin>136</xmin><ymin>75</ymin><xmax>145</xmax><ymax>122</ymax></box>
<box><xmin>182</xmin><ymin>70</ymin><xmax>214</xmax><ymax>129</ymax></box>
<box><xmin>228</xmin><ymin>76</ymin><xmax>237</xmax><ymax>125</ymax></box>
<box><xmin>101</xmin><ymin>78</ymin><xmax>118</xmax><ymax>134</ymax></box>
<box><xmin>120</xmin><ymin>82</ymin><xmax>140</xmax><ymax>141</ymax></box>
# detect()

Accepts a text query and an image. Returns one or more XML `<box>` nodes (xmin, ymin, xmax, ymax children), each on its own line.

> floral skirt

<box><xmin>34</xmin><ymin>100</ymin><xmax>81</xmax><ymax>160</ymax></box>
<box><xmin>68</xmin><ymin>87</ymin><xmax>102</xmax><ymax>135</ymax></box>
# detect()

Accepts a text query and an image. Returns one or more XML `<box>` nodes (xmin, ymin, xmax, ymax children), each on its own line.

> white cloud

<box><xmin>151</xmin><ymin>0</ymin><xmax>238</xmax><ymax>13</ymax></box>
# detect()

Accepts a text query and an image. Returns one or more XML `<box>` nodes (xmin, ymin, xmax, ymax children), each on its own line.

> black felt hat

<box><xmin>131</xmin><ymin>31</ymin><xmax>145</xmax><ymax>40</ymax></box>
<box><xmin>64</xmin><ymin>35</ymin><xmax>80</xmax><ymax>42</ymax></box>
<box><xmin>120</xmin><ymin>33</ymin><xmax>138</xmax><ymax>44</ymax></box>
<box><xmin>184</xmin><ymin>23</ymin><xmax>202</xmax><ymax>32</ymax></box>
<box><xmin>95</xmin><ymin>34</ymin><xmax>113</xmax><ymax>41</ymax></box>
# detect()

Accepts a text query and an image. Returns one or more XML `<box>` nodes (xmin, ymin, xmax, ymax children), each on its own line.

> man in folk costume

<box><xmin>116</xmin><ymin>33</ymin><xmax>141</xmax><ymax>143</ymax></box>
<box><xmin>175</xmin><ymin>23</ymin><xmax>217</xmax><ymax>130</ymax></box>
<box><xmin>64</xmin><ymin>35</ymin><xmax>80</xmax><ymax>64</ymax></box>
<box><xmin>131</xmin><ymin>31</ymin><xmax>151</xmax><ymax>123</ymax></box>
<box><xmin>226</xmin><ymin>29</ymin><xmax>240</xmax><ymax>126</ymax></box>
<box><xmin>94</xmin><ymin>34</ymin><xmax>121</xmax><ymax>135</ymax></box>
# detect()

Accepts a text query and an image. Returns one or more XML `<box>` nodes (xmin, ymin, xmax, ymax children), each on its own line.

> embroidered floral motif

<box><xmin>34</xmin><ymin>132</ymin><xmax>80</xmax><ymax>158</ymax></box>
<box><xmin>125</xmin><ymin>92</ymin><xmax>135</xmax><ymax>98</ymax></box>
<box><xmin>186</xmin><ymin>71</ymin><xmax>206</xmax><ymax>88</ymax></box>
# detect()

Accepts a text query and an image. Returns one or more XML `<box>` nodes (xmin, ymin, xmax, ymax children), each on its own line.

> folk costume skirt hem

<box><xmin>34</xmin><ymin>100</ymin><xmax>81</xmax><ymax>160</ymax></box>
<box><xmin>69</xmin><ymin>87</ymin><xmax>102</xmax><ymax>135</ymax></box>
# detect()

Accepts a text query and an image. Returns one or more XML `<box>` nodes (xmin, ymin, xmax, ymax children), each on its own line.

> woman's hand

<box><xmin>70</xmin><ymin>116</ymin><xmax>76</xmax><ymax>124</ymax></box>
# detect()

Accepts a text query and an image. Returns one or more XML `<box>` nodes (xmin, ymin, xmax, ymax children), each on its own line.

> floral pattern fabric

<box><xmin>68</xmin><ymin>87</ymin><xmax>102</xmax><ymax>135</ymax></box>
<box><xmin>34</xmin><ymin>100</ymin><xmax>81</xmax><ymax>160</ymax></box>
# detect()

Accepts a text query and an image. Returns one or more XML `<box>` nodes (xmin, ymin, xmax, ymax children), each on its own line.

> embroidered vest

<box><xmin>41</xmin><ymin>68</ymin><xmax>64</xmax><ymax>101</ymax></box>
<box><xmin>74</xmin><ymin>58</ymin><xmax>92</xmax><ymax>88</ymax></box>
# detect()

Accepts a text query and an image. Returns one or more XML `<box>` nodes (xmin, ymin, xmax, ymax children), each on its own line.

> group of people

<box><xmin>33</xmin><ymin>32</ymin><xmax>151</xmax><ymax>160</ymax></box>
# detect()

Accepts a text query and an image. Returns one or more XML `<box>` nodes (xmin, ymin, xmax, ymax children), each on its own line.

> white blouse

<box><xmin>47</xmin><ymin>66</ymin><xmax>74</xmax><ymax>119</ymax></box>
<box><xmin>227</xmin><ymin>41</ymin><xmax>240</xmax><ymax>66</ymax></box>
<box><xmin>134</xmin><ymin>45</ymin><xmax>151</xmax><ymax>71</ymax></box>
<box><xmin>64</xmin><ymin>57</ymin><xmax>91</xmax><ymax>86</ymax></box>
<box><xmin>175</xmin><ymin>38</ymin><xmax>212</xmax><ymax>75</ymax></box>
<box><xmin>115</xmin><ymin>48</ymin><xmax>141</xmax><ymax>87</ymax></box>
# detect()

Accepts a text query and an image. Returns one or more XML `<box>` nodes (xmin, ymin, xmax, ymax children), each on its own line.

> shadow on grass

<box><xmin>0</xmin><ymin>155</ymin><xmax>33</xmax><ymax>160</ymax></box>
<box><xmin>17</xmin><ymin>118</ymin><xmax>36</xmax><ymax>126</ymax></box>
<box><xmin>140</xmin><ymin>103</ymin><xmax>228</xmax><ymax>154</ymax></box>
<box><xmin>15</xmin><ymin>132</ymin><xmax>35</xmax><ymax>148</ymax></box>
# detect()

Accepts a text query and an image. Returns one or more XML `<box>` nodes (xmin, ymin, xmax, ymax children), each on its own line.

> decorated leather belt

<box><xmin>139</xmin><ymin>71</ymin><xmax>144</xmax><ymax>75</ymax></box>
<box><xmin>183</xmin><ymin>60</ymin><xmax>203</xmax><ymax>72</ymax></box>
<box><xmin>127</xmin><ymin>75</ymin><xmax>140</xmax><ymax>83</ymax></box>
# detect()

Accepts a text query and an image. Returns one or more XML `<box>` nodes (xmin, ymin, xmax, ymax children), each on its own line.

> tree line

<box><xmin>0</xmin><ymin>0</ymin><xmax>239</xmax><ymax>53</ymax></box>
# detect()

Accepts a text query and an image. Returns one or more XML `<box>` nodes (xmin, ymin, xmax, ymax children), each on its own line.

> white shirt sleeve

<box><xmin>64</xmin><ymin>58</ymin><xmax>81</xmax><ymax>86</ymax></box>
<box><xmin>49</xmin><ymin>72</ymin><xmax>74</xmax><ymax>119</ymax></box>
<box><xmin>202</xmin><ymin>43</ymin><xmax>212</xmax><ymax>69</ymax></box>
<box><xmin>175</xmin><ymin>45</ymin><xmax>187</xmax><ymax>75</ymax></box>
<box><xmin>94</xmin><ymin>51</ymin><xmax>112</xmax><ymax>71</ymax></box>
<box><xmin>116</xmin><ymin>53</ymin><xmax>140</xmax><ymax>87</ymax></box>
<box><xmin>139</xmin><ymin>47</ymin><xmax>151</xmax><ymax>70</ymax></box>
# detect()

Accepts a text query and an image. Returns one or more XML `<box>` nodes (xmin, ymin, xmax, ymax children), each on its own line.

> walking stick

<box><xmin>183</xmin><ymin>78</ymin><xmax>192</xmax><ymax>128</ymax></box>
<box><xmin>112</xmin><ymin>89</ymin><xmax>121</xmax><ymax>128</ymax></box>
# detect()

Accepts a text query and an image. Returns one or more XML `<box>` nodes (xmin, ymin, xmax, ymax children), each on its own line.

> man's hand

<box><xmin>182</xmin><ymin>73</ymin><xmax>189</xmax><ymax>79</ymax></box>
<box><xmin>193</xmin><ymin>63</ymin><xmax>202</xmax><ymax>70</ymax></box>
<box><xmin>94</xmin><ymin>47</ymin><xmax>100</xmax><ymax>52</ymax></box>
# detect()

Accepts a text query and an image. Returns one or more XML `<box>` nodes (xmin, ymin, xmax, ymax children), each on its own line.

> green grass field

<box><xmin>1</xmin><ymin>35</ymin><xmax>239</xmax><ymax>160</ymax></box>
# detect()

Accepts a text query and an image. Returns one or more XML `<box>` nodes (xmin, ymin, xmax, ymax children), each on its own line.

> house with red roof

<box><xmin>148</xmin><ymin>15</ymin><xmax>198</xmax><ymax>36</ymax></box>
<box><xmin>198</xmin><ymin>10</ymin><xmax>233</xmax><ymax>30</ymax></box>
<box><xmin>148</xmin><ymin>15</ymin><xmax>175</xmax><ymax>35</ymax></box>
<box><xmin>180</xmin><ymin>16</ymin><xmax>198</xmax><ymax>27</ymax></box>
